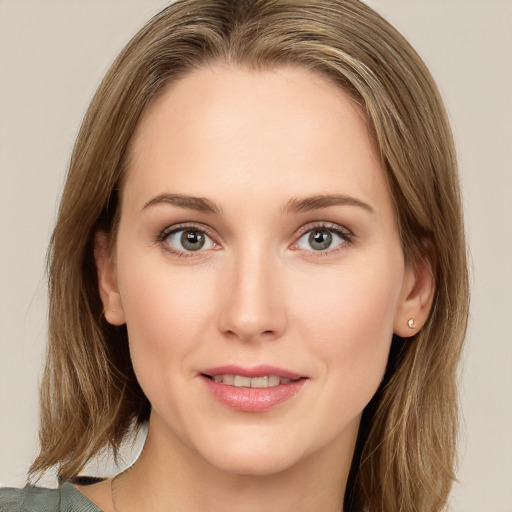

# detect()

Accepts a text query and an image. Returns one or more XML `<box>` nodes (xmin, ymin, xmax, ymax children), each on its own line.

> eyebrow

<box><xmin>142</xmin><ymin>193</ymin><xmax>373</xmax><ymax>216</ymax></box>
<box><xmin>142</xmin><ymin>193</ymin><xmax>222</xmax><ymax>214</ymax></box>
<box><xmin>283</xmin><ymin>194</ymin><xmax>375</xmax><ymax>214</ymax></box>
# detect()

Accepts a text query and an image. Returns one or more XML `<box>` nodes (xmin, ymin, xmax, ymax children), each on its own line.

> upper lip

<box><xmin>200</xmin><ymin>364</ymin><xmax>304</xmax><ymax>380</ymax></box>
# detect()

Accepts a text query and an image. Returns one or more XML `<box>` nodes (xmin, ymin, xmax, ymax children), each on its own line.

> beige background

<box><xmin>1</xmin><ymin>1</ymin><xmax>511</xmax><ymax>511</ymax></box>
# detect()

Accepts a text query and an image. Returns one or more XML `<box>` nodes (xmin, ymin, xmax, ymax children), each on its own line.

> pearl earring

<box><xmin>408</xmin><ymin>318</ymin><xmax>416</xmax><ymax>329</ymax></box>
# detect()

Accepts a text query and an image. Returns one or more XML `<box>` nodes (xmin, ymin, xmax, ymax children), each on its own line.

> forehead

<box><xmin>123</xmin><ymin>65</ymin><xmax>390</xmax><ymax>216</ymax></box>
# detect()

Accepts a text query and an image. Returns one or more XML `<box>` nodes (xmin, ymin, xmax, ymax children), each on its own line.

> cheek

<box><xmin>291</xmin><ymin>255</ymin><xmax>404</xmax><ymax>409</ymax></box>
<box><xmin>295</xmin><ymin>262</ymin><xmax>401</xmax><ymax>342</ymax></box>
<box><xmin>115</xmin><ymin>255</ymin><xmax>217</xmax><ymax>384</ymax></box>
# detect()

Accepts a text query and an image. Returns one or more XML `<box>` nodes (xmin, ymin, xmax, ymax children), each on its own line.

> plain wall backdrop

<box><xmin>0</xmin><ymin>1</ymin><xmax>511</xmax><ymax>511</ymax></box>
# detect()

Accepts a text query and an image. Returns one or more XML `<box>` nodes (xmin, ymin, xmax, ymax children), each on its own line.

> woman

<box><xmin>0</xmin><ymin>0</ymin><xmax>469</xmax><ymax>511</ymax></box>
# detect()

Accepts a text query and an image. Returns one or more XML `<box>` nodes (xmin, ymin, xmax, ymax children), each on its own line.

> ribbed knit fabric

<box><xmin>0</xmin><ymin>482</ymin><xmax>100</xmax><ymax>512</ymax></box>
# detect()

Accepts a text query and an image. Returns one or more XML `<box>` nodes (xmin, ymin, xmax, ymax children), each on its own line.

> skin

<box><xmin>87</xmin><ymin>65</ymin><xmax>434</xmax><ymax>511</ymax></box>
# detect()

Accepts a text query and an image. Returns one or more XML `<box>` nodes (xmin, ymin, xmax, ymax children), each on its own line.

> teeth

<box><xmin>210</xmin><ymin>374</ymin><xmax>294</xmax><ymax>388</ymax></box>
<box><xmin>222</xmin><ymin>374</ymin><xmax>235</xmax><ymax>385</ymax></box>
<box><xmin>251</xmin><ymin>376</ymin><xmax>268</xmax><ymax>388</ymax></box>
<box><xmin>234</xmin><ymin>375</ymin><xmax>251</xmax><ymax>387</ymax></box>
<box><xmin>268</xmin><ymin>375</ymin><xmax>280</xmax><ymax>386</ymax></box>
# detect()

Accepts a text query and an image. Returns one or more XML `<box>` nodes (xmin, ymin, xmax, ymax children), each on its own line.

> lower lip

<box><xmin>202</xmin><ymin>376</ymin><xmax>307</xmax><ymax>412</ymax></box>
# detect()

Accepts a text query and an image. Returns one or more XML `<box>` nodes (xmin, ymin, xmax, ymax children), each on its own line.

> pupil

<box><xmin>309</xmin><ymin>230</ymin><xmax>332</xmax><ymax>250</ymax></box>
<box><xmin>181</xmin><ymin>230</ymin><xmax>205</xmax><ymax>251</ymax></box>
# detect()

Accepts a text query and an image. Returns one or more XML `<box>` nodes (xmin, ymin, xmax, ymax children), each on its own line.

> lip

<box><xmin>199</xmin><ymin>364</ymin><xmax>308</xmax><ymax>412</ymax></box>
<box><xmin>200</xmin><ymin>364</ymin><xmax>303</xmax><ymax>380</ymax></box>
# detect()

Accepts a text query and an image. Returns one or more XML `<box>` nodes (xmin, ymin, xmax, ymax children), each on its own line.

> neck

<box><xmin>114</xmin><ymin>414</ymin><xmax>359</xmax><ymax>512</ymax></box>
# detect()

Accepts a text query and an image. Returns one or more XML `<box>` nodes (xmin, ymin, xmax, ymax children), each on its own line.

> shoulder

<box><xmin>0</xmin><ymin>485</ymin><xmax>59</xmax><ymax>512</ymax></box>
<box><xmin>0</xmin><ymin>486</ymin><xmax>25</xmax><ymax>512</ymax></box>
<box><xmin>0</xmin><ymin>482</ymin><xmax>100</xmax><ymax>512</ymax></box>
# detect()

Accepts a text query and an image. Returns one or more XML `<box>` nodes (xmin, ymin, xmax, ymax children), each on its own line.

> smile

<box><xmin>200</xmin><ymin>365</ymin><xmax>308</xmax><ymax>412</ymax></box>
<box><xmin>207</xmin><ymin>374</ymin><xmax>293</xmax><ymax>388</ymax></box>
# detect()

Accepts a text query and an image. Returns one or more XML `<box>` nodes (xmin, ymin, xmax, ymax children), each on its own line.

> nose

<box><xmin>217</xmin><ymin>247</ymin><xmax>287</xmax><ymax>342</ymax></box>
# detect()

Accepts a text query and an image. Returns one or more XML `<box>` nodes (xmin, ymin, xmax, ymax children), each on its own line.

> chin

<box><xmin>202</xmin><ymin>443</ymin><xmax>304</xmax><ymax>477</ymax></box>
<box><xmin>187</xmin><ymin>421</ymin><xmax>336</xmax><ymax>479</ymax></box>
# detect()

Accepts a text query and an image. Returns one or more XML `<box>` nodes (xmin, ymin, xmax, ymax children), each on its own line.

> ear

<box><xmin>94</xmin><ymin>231</ymin><xmax>126</xmax><ymax>326</ymax></box>
<box><xmin>394</xmin><ymin>248</ymin><xmax>435</xmax><ymax>337</ymax></box>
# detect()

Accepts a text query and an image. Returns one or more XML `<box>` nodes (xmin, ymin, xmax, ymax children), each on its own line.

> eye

<box><xmin>162</xmin><ymin>227</ymin><xmax>217</xmax><ymax>253</ymax></box>
<box><xmin>294</xmin><ymin>225</ymin><xmax>352</xmax><ymax>252</ymax></box>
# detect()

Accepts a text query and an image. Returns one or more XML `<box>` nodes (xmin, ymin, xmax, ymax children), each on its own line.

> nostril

<box><xmin>218</xmin><ymin>306</ymin><xmax>286</xmax><ymax>342</ymax></box>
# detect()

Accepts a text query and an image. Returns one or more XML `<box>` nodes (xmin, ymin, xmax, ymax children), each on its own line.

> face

<box><xmin>97</xmin><ymin>65</ymin><xmax>420</xmax><ymax>477</ymax></box>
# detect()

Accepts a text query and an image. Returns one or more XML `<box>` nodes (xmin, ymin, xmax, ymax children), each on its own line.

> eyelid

<box><xmin>290</xmin><ymin>221</ymin><xmax>355</xmax><ymax>253</ymax></box>
<box><xmin>158</xmin><ymin>222</ymin><xmax>222</xmax><ymax>255</ymax></box>
<box><xmin>294</xmin><ymin>221</ymin><xmax>353</xmax><ymax>239</ymax></box>
<box><xmin>156</xmin><ymin>220</ymin><xmax>353</xmax><ymax>256</ymax></box>
<box><xmin>158</xmin><ymin>222</ymin><xmax>218</xmax><ymax>242</ymax></box>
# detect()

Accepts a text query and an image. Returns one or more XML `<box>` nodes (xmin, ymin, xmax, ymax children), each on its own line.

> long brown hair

<box><xmin>31</xmin><ymin>1</ymin><xmax>469</xmax><ymax>511</ymax></box>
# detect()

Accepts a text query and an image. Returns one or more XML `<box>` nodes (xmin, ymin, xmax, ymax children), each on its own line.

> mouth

<box><xmin>199</xmin><ymin>365</ymin><xmax>308</xmax><ymax>412</ymax></box>
<box><xmin>201</xmin><ymin>374</ymin><xmax>296</xmax><ymax>388</ymax></box>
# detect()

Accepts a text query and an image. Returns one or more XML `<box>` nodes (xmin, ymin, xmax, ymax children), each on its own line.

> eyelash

<box><xmin>157</xmin><ymin>221</ymin><xmax>354</xmax><ymax>258</ymax></box>
<box><xmin>157</xmin><ymin>223</ymin><xmax>219</xmax><ymax>258</ymax></box>
<box><xmin>292</xmin><ymin>222</ymin><xmax>355</xmax><ymax>256</ymax></box>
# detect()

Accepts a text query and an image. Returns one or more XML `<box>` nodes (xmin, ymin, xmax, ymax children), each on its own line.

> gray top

<box><xmin>0</xmin><ymin>482</ymin><xmax>100</xmax><ymax>512</ymax></box>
